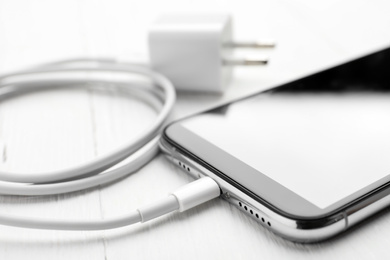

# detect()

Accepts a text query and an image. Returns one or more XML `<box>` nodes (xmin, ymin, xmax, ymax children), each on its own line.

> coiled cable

<box><xmin>0</xmin><ymin>59</ymin><xmax>221</xmax><ymax>231</ymax></box>
<box><xmin>0</xmin><ymin>58</ymin><xmax>176</xmax><ymax>196</ymax></box>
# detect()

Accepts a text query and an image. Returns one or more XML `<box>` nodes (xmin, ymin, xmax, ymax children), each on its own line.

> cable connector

<box><xmin>170</xmin><ymin>176</ymin><xmax>221</xmax><ymax>212</ymax></box>
<box><xmin>0</xmin><ymin>177</ymin><xmax>220</xmax><ymax>230</ymax></box>
<box><xmin>148</xmin><ymin>14</ymin><xmax>275</xmax><ymax>93</ymax></box>
<box><xmin>138</xmin><ymin>177</ymin><xmax>220</xmax><ymax>222</ymax></box>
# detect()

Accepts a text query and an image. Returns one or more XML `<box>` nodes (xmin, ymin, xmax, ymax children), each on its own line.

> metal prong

<box><xmin>225</xmin><ymin>40</ymin><xmax>276</xmax><ymax>49</ymax></box>
<box><xmin>223</xmin><ymin>57</ymin><xmax>268</xmax><ymax>66</ymax></box>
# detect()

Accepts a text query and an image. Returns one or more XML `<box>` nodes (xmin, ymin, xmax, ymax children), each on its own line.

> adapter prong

<box><xmin>225</xmin><ymin>40</ymin><xmax>276</xmax><ymax>49</ymax></box>
<box><xmin>223</xmin><ymin>57</ymin><xmax>268</xmax><ymax>66</ymax></box>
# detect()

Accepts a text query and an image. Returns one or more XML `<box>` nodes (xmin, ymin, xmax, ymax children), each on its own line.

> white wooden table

<box><xmin>0</xmin><ymin>0</ymin><xmax>389</xmax><ymax>259</ymax></box>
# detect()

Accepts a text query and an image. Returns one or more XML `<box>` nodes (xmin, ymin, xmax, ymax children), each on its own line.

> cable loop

<box><xmin>0</xmin><ymin>59</ymin><xmax>176</xmax><ymax>195</ymax></box>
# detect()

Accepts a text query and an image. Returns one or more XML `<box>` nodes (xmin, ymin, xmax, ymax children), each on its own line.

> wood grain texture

<box><xmin>0</xmin><ymin>0</ymin><xmax>389</xmax><ymax>259</ymax></box>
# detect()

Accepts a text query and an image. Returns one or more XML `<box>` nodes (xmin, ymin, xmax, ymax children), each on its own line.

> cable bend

<box><xmin>0</xmin><ymin>59</ymin><xmax>176</xmax><ymax>195</ymax></box>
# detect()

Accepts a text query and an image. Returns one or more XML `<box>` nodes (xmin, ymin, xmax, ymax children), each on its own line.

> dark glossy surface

<box><xmin>165</xmin><ymin>46</ymin><xmax>390</xmax><ymax>218</ymax></box>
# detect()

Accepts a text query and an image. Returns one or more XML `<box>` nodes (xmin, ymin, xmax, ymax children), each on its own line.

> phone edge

<box><xmin>160</xmin><ymin>135</ymin><xmax>390</xmax><ymax>242</ymax></box>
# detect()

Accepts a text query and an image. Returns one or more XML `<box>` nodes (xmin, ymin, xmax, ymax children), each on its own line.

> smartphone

<box><xmin>160</xmin><ymin>46</ymin><xmax>390</xmax><ymax>243</ymax></box>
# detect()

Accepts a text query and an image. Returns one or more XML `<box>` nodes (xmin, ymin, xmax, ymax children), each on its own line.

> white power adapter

<box><xmin>148</xmin><ymin>14</ymin><xmax>275</xmax><ymax>93</ymax></box>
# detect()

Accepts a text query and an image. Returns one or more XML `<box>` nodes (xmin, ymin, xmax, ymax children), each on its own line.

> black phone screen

<box><xmin>173</xmin><ymin>47</ymin><xmax>390</xmax><ymax>211</ymax></box>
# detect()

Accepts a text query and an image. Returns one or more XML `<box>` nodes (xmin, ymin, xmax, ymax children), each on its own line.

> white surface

<box><xmin>0</xmin><ymin>0</ymin><xmax>389</xmax><ymax>259</ymax></box>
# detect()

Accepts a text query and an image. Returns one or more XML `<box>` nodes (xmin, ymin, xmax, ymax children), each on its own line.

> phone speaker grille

<box><xmin>237</xmin><ymin>201</ymin><xmax>271</xmax><ymax>227</ymax></box>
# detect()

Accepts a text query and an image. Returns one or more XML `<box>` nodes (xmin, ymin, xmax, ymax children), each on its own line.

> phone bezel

<box><xmin>164</xmin><ymin>122</ymin><xmax>390</xmax><ymax>220</ymax></box>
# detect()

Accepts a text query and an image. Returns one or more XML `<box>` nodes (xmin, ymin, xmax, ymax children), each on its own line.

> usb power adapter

<box><xmin>148</xmin><ymin>14</ymin><xmax>275</xmax><ymax>93</ymax></box>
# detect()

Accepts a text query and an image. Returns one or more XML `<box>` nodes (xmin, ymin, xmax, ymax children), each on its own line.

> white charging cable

<box><xmin>0</xmin><ymin>58</ymin><xmax>174</xmax><ymax>195</ymax></box>
<box><xmin>0</xmin><ymin>58</ymin><xmax>221</xmax><ymax>230</ymax></box>
<box><xmin>0</xmin><ymin>176</ymin><xmax>220</xmax><ymax>230</ymax></box>
<box><xmin>0</xmin><ymin>13</ymin><xmax>274</xmax><ymax>230</ymax></box>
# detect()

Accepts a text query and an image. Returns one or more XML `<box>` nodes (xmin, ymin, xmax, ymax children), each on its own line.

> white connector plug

<box><xmin>137</xmin><ymin>177</ymin><xmax>220</xmax><ymax>223</ymax></box>
<box><xmin>149</xmin><ymin>14</ymin><xmax>275</xmax><ymax>93</ymax></box>
<box><xmin>170</xmin><ymin>176</ymin><xmax>220</xmax><ymax>212</ymax></box>
<box><xmin>0</xmin><ymin>177</ymin><xmax>220</xmax><ymax>230</ymax></box>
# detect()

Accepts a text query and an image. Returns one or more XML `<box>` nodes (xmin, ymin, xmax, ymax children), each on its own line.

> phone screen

<box><xmin>179</xmin><ymin>47</ymin><xmax>390</xmax><ymax>209</ymax></box>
